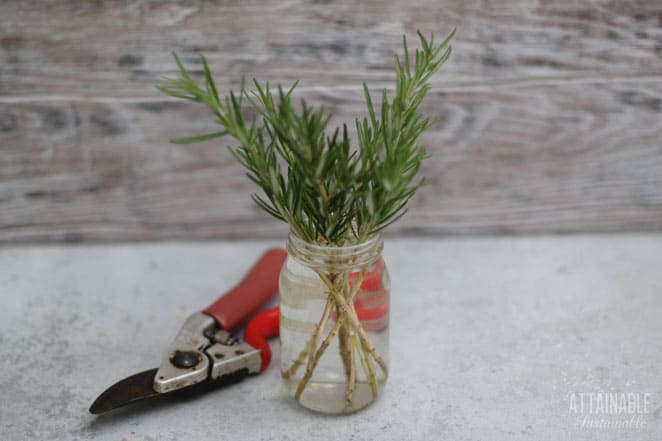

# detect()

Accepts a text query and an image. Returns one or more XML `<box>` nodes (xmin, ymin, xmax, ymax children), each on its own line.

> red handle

<box><xmin>203</xmin><ymin>248</ymin><xmax>287</xmax><ymax>331</ymax></box>
<box><xmin>244</xmin><ymin>307</ymin><xmax>280</xmax><ymax>372</ymax></box>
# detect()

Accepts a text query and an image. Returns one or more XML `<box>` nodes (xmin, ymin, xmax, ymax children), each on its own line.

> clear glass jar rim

<box><xmin>287</xmin><ymin>230</ymin><xmax>382</xmax><ymax>251</ymax></box>
<box><xmin>286</xmin><ymin>230</ymin><xmax>383</xmax><ymax>271</ymax></box>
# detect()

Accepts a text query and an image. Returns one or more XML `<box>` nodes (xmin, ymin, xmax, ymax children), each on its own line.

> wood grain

<box><xmin>1</xmin><ymin>0</ymin><xmax>661</xmax><ymax>241</ymax></box>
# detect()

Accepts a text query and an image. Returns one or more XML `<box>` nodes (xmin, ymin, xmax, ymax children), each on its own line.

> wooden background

<box><xmin>1</xmin><ymin>0</ymin><xmax>661</xmax><ymax>242</ymax></box>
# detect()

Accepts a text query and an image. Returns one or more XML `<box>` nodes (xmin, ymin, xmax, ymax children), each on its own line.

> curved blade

<box><xmin>89</xmin><ymin>368</ymin><xmax>160</xmax><ymax>414</ymax></box>
<box><xmin>89</xmin><ymin>367</ymin><xmax>252</xmax><ymax>414</ymax></box>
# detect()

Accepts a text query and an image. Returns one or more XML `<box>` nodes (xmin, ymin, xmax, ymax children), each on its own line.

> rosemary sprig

<box><xmin>158</xmin><ymin>30</ymin><xmax>454</xmax><ymax>245</ymax></box>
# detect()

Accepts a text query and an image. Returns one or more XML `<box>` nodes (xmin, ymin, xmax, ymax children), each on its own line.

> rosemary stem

<box><xmin>294</xmin><ymin>311</ymin><xmax>344</xmax><ymax>400</ymax></box>
<box><xmin>345</xmin><ymin>330</ymin><xmax>358</xmax><ymax>407</ymax></box>
<box><xmin>282</xmin><ymin>294</ymin><xmax>334</xmax><ymax>380</ymax></box>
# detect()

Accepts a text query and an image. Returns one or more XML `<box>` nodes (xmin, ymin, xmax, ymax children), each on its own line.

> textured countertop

<box><xmin>1</xmin><ymin>236</ymin><xmax>661</xmax><ymax>441</ymax></box>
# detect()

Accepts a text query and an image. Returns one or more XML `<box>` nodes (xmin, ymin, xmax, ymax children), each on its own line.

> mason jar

<box><xmin>279</xmin><ymin>231</ymin><xmax>390</xmax><ymax>414</ymax></box>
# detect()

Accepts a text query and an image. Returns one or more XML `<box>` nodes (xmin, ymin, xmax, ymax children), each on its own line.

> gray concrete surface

<box><xmin>1</xmin><ymin>236</ymin><xmax>661</xmax><ymax>440</ymax></box>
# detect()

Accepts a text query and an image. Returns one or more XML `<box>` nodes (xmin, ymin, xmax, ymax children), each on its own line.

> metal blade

<box><xmin>89</xmin><ymin>368</ymin><xmax>160</xmax><ymax>414</ymax></box>
<box><xmin>89</xmin><ymin>367</ymin><xmax>252</xmax><ymax>414</ymax></box>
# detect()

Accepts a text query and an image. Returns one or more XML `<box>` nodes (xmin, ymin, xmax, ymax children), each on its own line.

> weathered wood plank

<box><xmin>1</xmin><ymin>81</ymin><xmax>661</xmax><ymax>241</ymax></box>
<box><xmin>0</xmin><ymin>0</ymin><xmax>660</xmax><ymax>97</ymax></box>
<box><xmin>0</xmin><ymin>0</ymin><xmax>661</xmax><ymax>241</ymax></box>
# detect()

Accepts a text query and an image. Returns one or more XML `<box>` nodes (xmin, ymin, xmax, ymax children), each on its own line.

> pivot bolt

<box><xmin>170</xmin><ymin>350</ymin><xmax>200</xmax><ymax>368</ymax></box>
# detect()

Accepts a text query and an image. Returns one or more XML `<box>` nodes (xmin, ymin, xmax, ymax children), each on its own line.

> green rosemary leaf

<box><xmin>200</xmin><ymin>55</ymin><xmax>220</xmax><ymax>109</ymax></box>
<box><xmin>169</xmin><ymin>130</ymin><xmax>228</xmax><ymax>144</ymax></box>
<box><xmin>362</xmin><ymin>83</ymin><xmax>377</xmax><ymax>128</ymax></box>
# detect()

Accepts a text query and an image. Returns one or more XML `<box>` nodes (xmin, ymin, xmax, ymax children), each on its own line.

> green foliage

<box><xmin>158</xmin><ymin>30</ymin><xmax>455</xmax><ymax>245</ymax></box>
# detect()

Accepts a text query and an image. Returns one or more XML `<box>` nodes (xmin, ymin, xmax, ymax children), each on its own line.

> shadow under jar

<box><xmin>279</xmin><ymin>231</ymin><xmax>390</xmax><ymax>414</ymax></box>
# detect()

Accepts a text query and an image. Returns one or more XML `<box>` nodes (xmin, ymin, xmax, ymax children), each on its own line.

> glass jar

<box><xmin>279</xmin><ymin>231</ymin><xmax>390</xmax><ymax>414</ymax></box>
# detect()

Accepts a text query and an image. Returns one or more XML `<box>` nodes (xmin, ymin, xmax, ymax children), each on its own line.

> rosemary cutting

<box><xmin>159</xmin><ymin>30</ymin><xmax>454</xmax><ymax>409</ymax></box>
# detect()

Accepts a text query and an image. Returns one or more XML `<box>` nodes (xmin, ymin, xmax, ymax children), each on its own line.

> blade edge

<box><xmin>89</xmin><ymin>368</ymin><xmax>160</xmax><ymax>414</ymax></box>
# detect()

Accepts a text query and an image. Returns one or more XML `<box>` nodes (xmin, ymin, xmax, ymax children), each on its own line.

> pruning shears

<box><xmin>89</xmin><ymin>248</ymin><xmax>287</xmax><ymax>414</ymax></box>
